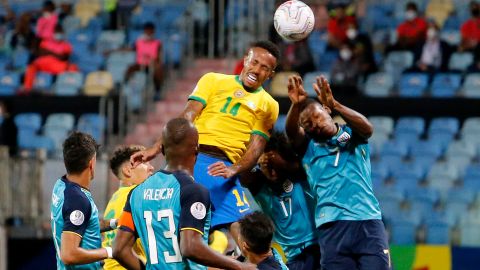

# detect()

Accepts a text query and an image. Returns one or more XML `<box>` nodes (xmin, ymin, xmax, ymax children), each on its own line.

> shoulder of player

<box><xmin>63</xmin><ymin>181</ymin><xmax>91</xmax><ymax>204</ymax></box>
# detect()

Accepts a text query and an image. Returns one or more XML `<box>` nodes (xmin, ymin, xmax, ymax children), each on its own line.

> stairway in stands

<box><xmin>124</xmin><ymin>58</ymin><xmax>233</xmax><ymax>167</ymax></box>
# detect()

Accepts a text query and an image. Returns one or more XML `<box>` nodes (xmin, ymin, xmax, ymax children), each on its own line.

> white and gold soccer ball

<box><xmin>274</xmin><ymin>0</ymin><xmax>315</xmax><ymax>42</ymax></box>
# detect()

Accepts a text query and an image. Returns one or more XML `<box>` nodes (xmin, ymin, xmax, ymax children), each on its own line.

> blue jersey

<box><xmin>120</xmin><ymin>170</ymin><xmax>211</xmax><ymax>270</ymax></box>
<box><xmin>253</xmin><ymin>180</ymin><xmax>317</xmax><ymax>261</ymax></box>
<box><xmin>50</xmin><ymin>176</ymin><xmax>102</xmax><ymax>270</ymax></box>
<box><xmin>302</xmin><ymin>124</ymin><xmax>382</xmax><ymax>227</ymax></box>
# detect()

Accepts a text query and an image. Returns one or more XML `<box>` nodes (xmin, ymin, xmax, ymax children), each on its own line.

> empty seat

<box><xmin>95</xmin><ymin>30</ymin><xmax>125</xmax><ymax>55</ymax></box>
<box><xmin>380</xmin><ymin>140</ymin><xmax>409</xmax><ymax>162</ymax></box>
<box><xmin>424</xmin><ymin>218</ymin><xmax>451</xmax><ymax>244</ymax></box>
<box><xmin>370</xmin><ymin>132</ymin><xmax>389</xmax><ymax>158</ymax></box>
<box><xmin>123</xmin><ymin>71</ymin><xmax>147</xmax><ymax>111</ymax></box>
<box><xmin>77</xmin><ymin>113</ymin><xmax>105</xmax><ymax>144</ymax></box>
<box><xmin>14</xmin><ymin>113</ymin><xmax>42</xmax><ymax>133</ymax></box>
<box><xmin>44</xmin><ymin>113</ymin><xmax>75</xmax><ymax>130</ymax></box>
<box><xmin>448</xmin><ymin>52</ymin><xmax>474</xmax><ymax>71</ymax></box>
<box><xmin>406</xmin><ymin>187</ymin><xmax>439</xmax><ymax>215</ymax></box>
<box><xmin>445</xmin><ymin>141</ymin><xmax>477</xmax><ymax>160</ymax></box>
<box><xmin>369</xmin><ymin>116</ymin><xmax>394</xmax><ymax>136</ymax></box>
<box><xmin>461</xmin><ymin>117</ymin><xmax>480</xmax><ymax>136</ymax></box>
<box><xmin>440</xmin><ymin>30</ymin><xmax>461</xmax><ymax>46</ymax></box>
<box><xmin>384</xmin><ymin>51</ymin><xmax>414</xmax><ymax>83</ymax></box>
<box><xmin>33</xmin><ymin>72</ymin><xmax>54</xmax><ymax>91</ymax></box>
<box><xmin>428</xmin><ymin>117</ymin><xmax>459</xmax><ymax>137</ymax></box>
<box><xmin>390</xmin><ymin>162</ymin><xmax>425</xmax><ymax>183</ymax></box>
<box><xmin>409</xmin><ymin>140</ymin><xmax>443</xmax><ymax>161</ymax></box>
<box><xmin>389</xmin><ymin>210</ymin><xmax>420</xmax><ymax>245</ymax></box>
<box><xmin>84</xmin><ymin>71</ymin><xmax>114</xmax><ymax>96</ymax></box>
<box><xmin>106</xmin><ymin>51</ymin><xmax>136</xmax><ymax>83</ymax></box>
<box><xmin>459</xmin><ymin>211</ymin><xmax>480</xmax><ymax>246</ymax></box>
<box><xmin>430</xmin><ymin>73</ymin><xmax>461</xmax><ymax>97</ymax></box>
<box><xmin>54</xmin><ymin>72</ymin><xmax>83</xmax><ymax>96</ymax></box>
<box><xmin>398</xmin><ymin>73</ymin><xmax>429</xmax><ymax>97</ymax></box>
<box><xmin>0</xmin><ymin>71</ymin><xmax>21</xmax><ymax>95</ymax></box>
<box><xmin>317</xmin><ymin>51</ymin><xmax>338</xmax><ymax>72</ymax></box>
<box><xmin>364</xmin><ymin>72</ymin><xmax>394</xmax><ymax>97</ymax></box>
<box><xmin>395</xmin><ymin>116</ymin><xmax>425</xmax><ymax>140</ymax></box>
<box><xmin>460</xmin><ymin>73</ymin><xmax>480</xmax><ymax>97</ymax></box>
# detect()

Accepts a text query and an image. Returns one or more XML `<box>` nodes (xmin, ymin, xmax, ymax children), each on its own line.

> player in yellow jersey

<box><xmin>131</xmin><ymin>40</ymin><xmax>280</xmax><ymax>254</ymax></box>
<box><xmin>103</xmin><ymin>145</ymin><xmax>154</xmax><ymax>269</ymax></box>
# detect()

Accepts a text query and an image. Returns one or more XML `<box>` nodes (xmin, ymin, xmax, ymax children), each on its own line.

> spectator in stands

<box><xmin>387</xmin><ymin>2</ymin><xmax>428</xmax><ymax>53</ymax></box>
<box><xmin>410</xmin><ymin>21</ymin><xmax>453</xmax><ymax>73</ymax></box>
<box><xmin>125</xmin><ymin>22</ymin><xmax>163</xmax><ymax>97</ymax></box>
<box><xmin>35</xmin><ymin>0</ymin><xmax>58</xmax><ymax>41</ymax></box>
<box><xmin>326</xmin><ymin>3</ymin><xmax>356</xmax><ymax>50</ymax></box>
<box><xmin>459</xmin><ymin>1</ymin><xmax>480</xmax><ymax>52</ymax></box>
<box><xmin>0</xmin><ymin>101</ymin><xmax>18</xmax><ymax>157</ymax></box>
<box><xmin>330</xmin><ymin>42</ymin><xmax>360</xmax><ymax>94</ymax></box>
<box><xmin>277</xmin><ymin>39</ymin><xmax>315</xmax><ymax>77</ymax></box>
<box><xmin>22</xmin><ymin>25</ymin><xmax>78</xmax><ymax>93</ymax></box>
<box><xmin>345</xmin><ymin>23</ymin><xmax>378</xmax><ymax>79</ymax></box>
<box><xmin>10</xmin><ymin>13</ymin><xmax>38</xmax><ymax>55</ymax></box>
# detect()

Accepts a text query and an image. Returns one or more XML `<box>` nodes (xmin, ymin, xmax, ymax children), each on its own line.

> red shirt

<box><xmin>327</xmin><ymin>16</ymin><xmax>356</xmax><ymax>43</ymax></box>
<box><xmin>233</xmin><ymin>59</ymin><xmax>243</xmax><ymax>75</ymax></box>
<box><xmin>36</xmin><ymin>13</ymin><xmax>58</xmax><ymax>40</ymax></box>
<box><xmin>397</xmin><ymin>17</ymin><xmax>428</xmax><ymax>42</ymax></box>
<box><xmin>461</xmin><ymin>18</ymin><xmax>480</xmax><ymax>42</ymax></box>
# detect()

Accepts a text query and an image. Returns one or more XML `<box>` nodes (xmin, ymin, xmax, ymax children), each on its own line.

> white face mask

<box><xmin>340</xmin><ymin>49</ymin><xmax>352</xmax><ymax>61</ymax></box>
<box><xmin>405</xmin><ymin>10</ymin><xmax>417</xmax><ymax>21</ymax></box>
<box><xmin>427</xmin><ymin>28</ymin><xmax>437</xmax><ymax>39</ymax></box>
<box><xmin>346</xmin><ymin>28</ymin><xmax>357</xmax><ymax>40</ymax></box>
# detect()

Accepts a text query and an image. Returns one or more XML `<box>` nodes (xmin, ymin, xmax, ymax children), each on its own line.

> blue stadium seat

<box><xmin>409</xmin><ymin>140</ymin><xmax>443</xmax><ymax>162</ymax></box>
<box><xmin>106</xmin><ymin>51</ymin><xmax>136</xmax><ymax>83</ymax></box>
<box><xmin>380</xmin><ymin>140</ymin><xmax>409</xmax><ymax>162</ymax></box>
<box><xmin>464</xmin><ymin>164</ymin><xmax>480</xmax><ymax>179</ymax></box>
<box><xmin>54</xmin><ymin>72</ymin><xmax>84</xmax><ymax>96</ymax></box>
<box><xmin>389</xmin><ymin>212</ymin><xmax>419</xmax><ymax>245</ymax></box>
<box><xmin>430</xmin><ymin>73</ymin><xmax>461</xmax><ymax>97</ymax></box>
<box><xmin>463</xmin><ymin>175</ymin><xmax>480</xmax><ymax>191</ymax></box>
<box><xmin>390</xmin><ymin>162</ymin><xmax>425</xmax><ymax>185</ymax></box>
<box><xmin>459</xmin><ymin>211</ymin><xmax>480</xmax><ymax>246</ymax></box>
<box><xmin>316</xmin><ymin>51</ymin><xmax>338</xmax><ymax>72</ymax></box>
<box><xmin>33</xmin><ymin>72</ymin><xmax>54</xmax><ymax>91</ymax></box>
<box><xmin>95</xmin><ymin>30</ymin><xmax>126</xmax><ymax>55</ymax></box>
<box><xmin>398</xmin><ymin>73</ymin><xmax>429</xmax><ymax>97</ymax></box>
<box><xmin>442</xmin><ymin>14</ymin><xmax>462</xmax><ymax>30</ymax></box>
<box><xmin>440</xmin><ymin>30</ymin><xmax>461</xmax><ymax>46</ymax></box>
<box><xmin>307</xmin><ymin>30</ymin><xmax>327</xmax><ymax>59</ymax></box>
<box><xmin>448</xmin><ymin>52</ymin><xmax>474</xmax><ymax>72</ymax></box>
<box><xmin>14</xmin><ymin>113</ymin><xmax>42</xmax><ymax>132</ymax></box>
<box><xmin>370</xmin><ymin>132</ymin><xmax>389</xmax><ymax>159</ymax></box>
<box><xmin>369</xmin><ymin>116</ymin><xmax>395</xmax><ymax>136</ymax></box>
<box><xmin>0</xmin><ymin>71</ymin><xmax>21</xmax><ymax>95</ymax></box>
<box><xmin>406</xmin><ymin>187</ymin><xmax>439</xmax><ymax>215</ymax></box>
<box><xmin>461</xmin><ymin>117</ymin><xmax>480</xmax><ymax>136</ymax></box>
<box><xmin>384</xmin><ymin>51</ymin><xmax>414</xmax><ymax>83</ymax></box>
<box><xmin>123</xmin><ymin>71</ymin><xmax>147</xmax><ymax>111</ymax></box>
<box><xmin>445</xmin><ymin>141</ymin><xmax>477</xmax><ymax>161</ymax></box>
<box><xmin>428</xmin><ymin>133</ymin><xmax>454</xmax><ymax>152</ymax></box>
<box><xmin>424</xmin><ymin>217</ymin><xmax>451</xmax><ymax>244</ymax></box>
<box><xmin>444</xmin><ymin>188</ymin><xmax>476</xmax><ymax>225</ymax></box>
<box><xmin>11</xmin><ymin>47</ymin><xmax>30</xmax><ymax>71</ymax></box>
<box><xmin>274</xmin><ymin>115</ymin><xmax>286</xmax><ymax>132</ymax></box>
<box><xmin>44</xmin><ymin>113</ymin><xmax>75</xmax><ymax>131</ymax></box>
<box><xmin>364</xmin><ymin>72</ymin><xmax>394</xmax><ymax>97</ymax></box>
<box><xmin>77</xmin><ymin>114</ymin><xmax>106</xmax><ymax>144</ymax></box>
<box><xmin>428</xmin><ymin>117</ymin><xmax>460</xmax><ymax>137</ymax></box>
<box><xmin>62</xmin><ymin>15</ymin><xmax>82</xmax><ymax>35</ymax></box>
<box><xmin>427</xmin><ymin>162</ymin><xmax>459</xmax><ymax>182</ymax></box>
<box><xmin>394</xmin><ymin>116</ymin><xmax>425</xmax><ymax>141</ymax></box>
<box><xmin>371</xmin><ymin>164</ymin><xmax>390</xmax><ymax>186</ymax></box>
<box><xmin>44</xmin><ymin>128</ymin><xmax>69</xmax><ymax>157</ymax></box>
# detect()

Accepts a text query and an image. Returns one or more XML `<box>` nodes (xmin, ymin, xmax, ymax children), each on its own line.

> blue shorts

<box><xmin>193</xmin><ymin>153</ymin><xmax>251</xmax><ymax>228</ymax></box>
<box><xmin>286</xmin><ymin>244</ymin><xmax>321</xmax><ymax>270</ymax></box>
<box><xmin>317</xmin><ymin>219</ymin><xmax>390</xmax><ymax>270</ymax></box>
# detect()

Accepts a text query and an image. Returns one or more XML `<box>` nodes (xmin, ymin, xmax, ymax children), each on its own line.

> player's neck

<box><xmin>66</xmin><ymin>173</ymin><xmax>91</xmax><ymax>190</ymax></box>
<box><xmin>246</xmin><ymin>249</ymin><xmax>273</xmax><ymax>265</ymax></box>
<box><xmin>164</xmin><ymin>163</ymin><xmax>193</xmax><ymax>176</ymax></box>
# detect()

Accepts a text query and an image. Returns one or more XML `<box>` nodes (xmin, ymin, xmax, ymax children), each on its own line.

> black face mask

<box><xmin>472</xmin><ymin>8</ymin><xmax>480</xmax><ymax>17</ymax></box>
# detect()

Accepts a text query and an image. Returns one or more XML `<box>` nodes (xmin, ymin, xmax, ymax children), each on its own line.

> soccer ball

<box><xmin>273</xmin><ymin>0</ymin><xmax>315</xmax><ymax>42</ymax></box>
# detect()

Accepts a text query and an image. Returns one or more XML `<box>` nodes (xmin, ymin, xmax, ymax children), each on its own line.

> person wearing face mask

<box><xmin>36</xmin><ymin>0</ymin><xmax>58</xmax><ymax>41</ymax></box>
<box><xmin>410</xmin><ymin>21</ymin><xmax>453</xmax><ymax>73</ymax></box>
<box><xmin>346</xmin><ymin>24</ymin><xmax>378</xmax><ymax>80</ymax></box>
<box><xmin>22</xmin><ymin>25</ymin><xmax>78</xmax><ymax>93</ymax></box>
<box><xmin>386</xmin><ymin>2</ymin><xmax>428</xmax><ymax>53</ymax></box>
<box><xmin>459</xmin><ymin>1</ymin><xmax>480</xmax><ymax>51</ymax></box>
<box><xmin>327</xmin><ymin>3</ymin><xmax>357</xmax><ymax>49</ymax></box>
<box><xmin>124</xmin><ymin>22</ymin><xmax>163</xmax><ymax>98</ymax></box>
<box><xmin>330</xmin><ymin>42</ymin><xmax>360</xmax><ymax>94</ymax></box>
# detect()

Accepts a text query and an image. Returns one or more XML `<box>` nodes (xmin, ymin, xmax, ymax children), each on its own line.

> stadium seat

<box><xmin>123</xmin><ymin>71</ymin><xmax>147</xmax><ymax>111</ymax></box>
<box><xmin>380</xmin><ymin>140</ymin><xmax>409</xmax><ymax>162</ymax></box>
<box><xmin>463</xmin><ymin>174</ymin><xmax>480</xmax><ymax>191</ymax></box>
<box><xmin>461</xmin><ymin>117</ymin><xmax>480</xmax><ymax>136</ymax></box>
<box><xmin>369</xmin><ymin>116</ymin><xmax>395</xmax><ymax>136</ymax></box>
<box><xmin>84</xmin><ymin>71</ymin><xmax>114</xmax><ymax>96</ymax></box>
<box><xmin>33</xmin><ymin>72</ymin><xmax>54</xmax><ymax>92</ymax></box>
<box><xmin>371</xmin><ymin>164</ymin><xmax>390</xmax><ymax>185</ymax></box>
<box><xmin>106</xmin><ymin>51</ymin><xmax>136</xmax><ymax>83</ymax></box>
<box><xmin>424</xmin><ymin>217</ymin><xmax>451</xmax><ymax>244</ymax></box>
<box><xmin>430</xmin><ymin>73</ymin><xmax>461</xmax><ymax>97</ymax></box>
<box><xmin>44</xmin><ymin>113</ymin><xmax>75</xmax><ymax>131</ymax></box>
<box><xmin>74</xmin><ymin>51</ymin><xmax>105</xmax><ymax>75</ymax></box>
<box><xmin>389</xmin><ymin>212</ymin><xmax>420</xmax><ymax>245</ymax></box>
<box><xmin>370</xmin><ymin>132</ymin><xmax>389</xmax><ymax>158</ymax></box>
<box><xmin>428</xmin><ymin>133</ymin><xmax>454</xmax><ymax>151</ymax></box>
<box><xmin>270</xmin><ymin>72</ymin><xmax>298</xmax><ymax>97</ymax></box>
<box><xmin>440</xmin><ymin>30</ymin><xmax>461</xmax><ymax>46</ymax></box>
<box><xmin>448</xmin><ymin>52</ymin><xmax>474</xmax><ymax>72</ymax></box>
<box><xmin>459</xmin><ymin>211</ymin><xmax>480</xmax><ymax>246</ymax></box>
<box><xmin>95</xmin><ymin>30</ymin><xmax>126</xmax><ymax>55</ymax></box>
<box><xmin>445</xmin><ymin>141</ymin><xmax>477</xmax><ymax>161</ymax></box>
<box><xmin>303</xmin><ymin>72</ymin><xmax>330</xmax><ymax>97</ymax></box>
<box><xmin>62</xmin><ymin>15</ymin><xmax>82</xmax><ymax>35</ymax></box>
<box><xmin>428</xmin><ymin>117</ymin><xmax>460</xmax><ymax>137</ymax></box>
<box><xmin>394</xmin><ymin>116</ymin><xmax>425</xmax><ymax>141</ymax></box>
<box><xmin>406</xmin><ymin>187</ymin><xmax>439</xmax><ymax>217</ymax></box>
<box><xmin>464</xmin><ymin>164</ymin><xmax>480</xmax><ymax>179</ymax></box>
<box><xmin>384</xmin><ymin>51</ymin><xmax>414</xmax><ymax>83</ymax></box>
<box><xmin>54</xmin><ymin>72</ymin><xmax>84</xmax><ymax>96</ymax></box>
<box><xmin>317</xmin><ymin>51</ymin><xmax>338</xmax><ymax>72</ymax></box>
<box><xmin>0</xmin><ymin>71</ymin><xmax>21</xmax><ymax>95</ymax></box>
<box><xmin>10</xmin><ymin>47</ymin><xmax>30</xmax><ymax>71</ymax></box>
<box><xmin>14</xmin><ymin>113</ymin><xmax>42</xmax><ymax>133</ymax></box>
<box><xmin>390</xmin><ymin>162</ymin><xmax>425</xmax><ymax>184</ymax></box>
<box><xmin>445</xmin><ymin>188</ymin><xmax>476</xmax><ymax>224</ymax></box>
<box><xmin>77</xmin><ymin>113</ymin><xmax>106</xmax><ymax>144</ymax></box>
<box><xmin>459</xmin><ymin>73</ymin><xmax>480</xmax><ymax>97</ymax></box>
<box><xmin>364</xmin><ymin>72</ymin><xmax>394</xmax><ymax>97</ymax></box>
<box><xmin>409</xmin><ymin>140</ymin><xmax>443</xmax><ymax>161</ymax></box>
<box><xmin>398</xmin><ymin>73</ymin><xmax>429</xmax><ymax>97</ymax></box>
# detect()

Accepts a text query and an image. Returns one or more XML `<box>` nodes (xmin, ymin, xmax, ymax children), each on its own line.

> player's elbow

<box><xmin>60</xmin><ymin>252</ymin><xmax>76</xmax><ymax>265</ymax></box>
<box><xmin>180</xmin><ymin>233</ymin><xmax>201</xmax><ymax>260</ymax></box>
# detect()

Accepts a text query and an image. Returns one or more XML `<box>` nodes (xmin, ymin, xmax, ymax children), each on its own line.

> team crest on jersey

<box><xmin>190</xmin><ymin>202</ymin><xmax>207</xmax><ymax>220</ymax></box>
<box><xmin>337</xmin><ymin>131</ymin><xmax>351</xmax><ymax>143</ymax></box>
<box><xmin>234</xmin><ymin>89</ymin><xmax>245</xmax><ymax>98</ymax></box>
<box><xmin>283</xmin><ymin>180</ymin><xmax>293</xmax><ymax>193</ymax></box>
<box><xmin>70</xmin><ymin>210</ymin><xmax>85</xmax><ymax>226</ymax></box>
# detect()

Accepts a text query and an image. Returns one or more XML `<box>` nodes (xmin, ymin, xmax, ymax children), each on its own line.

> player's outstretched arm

<box><xmin>180</xmin><ymin>100</ymin><xmax>204</xmax><ymax>123</ymax></box>
<box><xmin>60</xmin><ymin>232</ymin><xmax>110</xmax><ymax>265</ymax></box>
<box><xmin>208</xmin><ymin>134</ymin><xmax>267</xmax><ymax>179</ymax></box>
<box><xmin>313</xmin><ymin>76</ymin><xmax>373</xmax><ymax>139</ymax></box>
<box><xmin>285</xmin><ymin>75</ymin><xmax>308</xmax><ymax>151</ymax></box>
<box><xmin>113</xmin><ymin>229</ymin><xmax>144</xmax><ymax>270</ymax></box>
<box><xmin>180</xmin><ymin>230</ymin><xmax>256</xmax><ymax>270</ymax></box>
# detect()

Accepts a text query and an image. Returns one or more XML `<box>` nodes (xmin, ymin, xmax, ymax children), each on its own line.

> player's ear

<box><xmin>268</xmin><ymin>70</ymin><xmax>275</xmax><ymax>80</ymax></box>
<box><xmin>122</xmin><ymin>163</ymin><xmax>131</xmax><ymax>178</ymax></box>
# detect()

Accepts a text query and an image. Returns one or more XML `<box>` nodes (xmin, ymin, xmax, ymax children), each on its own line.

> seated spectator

<box><xmin>387</xmin><ymin>2</ymin><xmax>428</xmax><ymax>53</ymax></box>
<box><xmin>125</xmin><ymin>22</ymin><xmax>163</xmax><ymax>96</ymax></box>
<box><xmin>327</xmin><ymin>3</ymin><xmax>356</xmax><ymax>49</ymax></box>
<box><xmin>459</xmin><ymin>1</ymin><xmax>480</xmax><ymax>52</ymax></box>
<box><xmin>277</xmin><ymin>39</ymin><xmax>315</xmax><ymax>77</ymax></box>
<box><xmin>330</xmin><ymin>42</ymin><xmax>360</xmax><ymax>94</ymax></box>
<box><xmin>22</xmin><ymin>25</ymin><xmax>78</xmax><ymax>93</ymax></box>
<box><xmin>10</xmin><ymin>13</ymin><xmax>38</xmax><ymax>54</ymax></box>
<box><xmin>36</xmin><ymin>0</ymin><xmax>58</xmax><ymax>41</ymax></box>
<box><xmin>0</xmin><ymin>101</ymin><xmax>18</xmax><ymax>157</ymax></box>
<box><xmin>409</xmin><ymin>21</ymin><xmax>453</xmax><ymax>73</ymax></box>
<box><xmin>346</xmin><ymin>23</ymin><xmax>378</xmax><ymax>79</ymax></box>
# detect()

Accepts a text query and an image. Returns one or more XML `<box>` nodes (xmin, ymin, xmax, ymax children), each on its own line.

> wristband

<box><xmin>110</xmin><ymin>219</ymin><xmax>117</xmax><ymax>230</ymax></box>
<box><xmin>105</xmin><ymin>247</ymin><xmax>113</xmax><ymax>259</ymax></box>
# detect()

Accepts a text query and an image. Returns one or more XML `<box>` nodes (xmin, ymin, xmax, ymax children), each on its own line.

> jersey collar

<box><xmin>235</xmin><ymin>75</ymin><xmax>263</xmax><ymax>93</ymax></box>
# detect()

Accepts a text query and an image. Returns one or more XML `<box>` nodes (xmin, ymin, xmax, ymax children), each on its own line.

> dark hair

<box><xmin>299</xmin><ymin>98</ymin><xmax>320</xmax><ymax>113</ymax></box>
<box><xmin>109</xmin><ymin>145</ymin><xmax>145</xmax><ymax>178</ymax></box>
<box><xmin>251</xmin><ymin>40</ymin><xmax>280</xmax><ymax>61</ymax></box>
<box><xmin>406</xmin><ymin>2</ymin><xmax>418</xmax><ymax>11</ymax></box>
<box><xmin>238</xmin><ymin>211</ymin><xmax>274</xmax><ymax>254</ymax></box>
<box><xmin>144</xmin><ymin>22</ymin><xmax>155</xmax><ymax>30</ymax></box>
<box><xmin>265</xmin><ymin>131</ymin><xmax>297</xmax><ymax>162</ymax></box>
<box><xmin>63</xmin><ymin>131</ymin><xmax>99</xmax><ymax>174</ymax></box>
<box><xmin>43</xmin><ymin>0</ymin><xmax>55</xmax><ymax>11</ymax></box>
<box><xmin>162</xmin><ymin>118</ymin><xmax>196</xmax><ymax>153</ymax></box>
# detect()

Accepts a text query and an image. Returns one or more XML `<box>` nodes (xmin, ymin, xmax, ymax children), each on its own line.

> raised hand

<box><xmin>313</xmin><ymin>76</ymin><xmax>336</xmax><ymax>111</ymax></box>
<box><xmin>287</xmin><ymin>75</ymin><xmax>308</xmax><ymax>105</ymax></box>
<box><xmin>130</xmin><ymin>146</ymin><xmax>159</xmax><ymax>168</ymax></box>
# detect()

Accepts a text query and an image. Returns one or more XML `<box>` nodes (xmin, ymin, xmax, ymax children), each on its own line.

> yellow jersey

<box><xmin>102</xmin><ymin>185</ymin><xmax>146</xmax><ymax>270</ymax></box>
<box><xmin>189</xmin><ymin>73</ymin><xmax>279</xmax><ymax>162</ymax></box>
